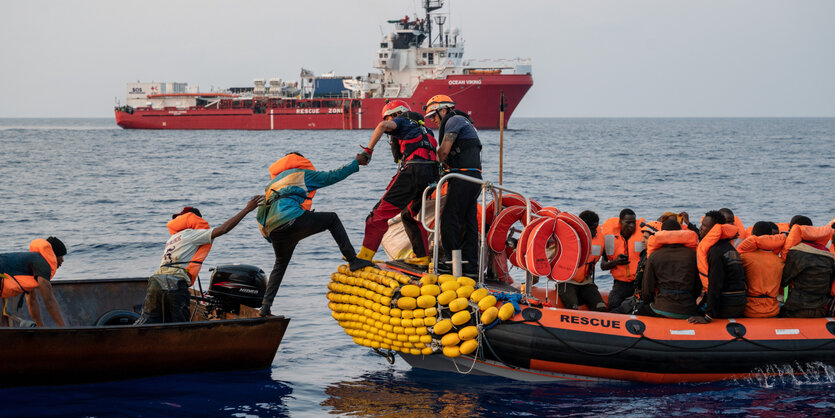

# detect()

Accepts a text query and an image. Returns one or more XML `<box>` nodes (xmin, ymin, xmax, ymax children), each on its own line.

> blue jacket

<box><xmin>257</xmin><ymin>159</ymin><xmax>358</xmax><ymax>240</ymax></box>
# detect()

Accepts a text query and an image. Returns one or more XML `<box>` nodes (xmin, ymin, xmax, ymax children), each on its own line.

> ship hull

<box><xmin>115</xmin><ymin>74</ymin><xmax>533</xmax><ymax>130</ymax></box>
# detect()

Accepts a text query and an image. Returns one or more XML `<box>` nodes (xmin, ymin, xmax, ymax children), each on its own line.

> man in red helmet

<box><xmin>356</xmin><ymin>100</ymin><xmax>438</xmax><ymax>266</ymax></box>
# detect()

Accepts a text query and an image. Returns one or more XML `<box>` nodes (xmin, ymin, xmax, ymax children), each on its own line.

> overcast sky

<box><xmin>1</xmin><ymin>0</ymin><xmax>833</xmax><ymax>118</ymax></box>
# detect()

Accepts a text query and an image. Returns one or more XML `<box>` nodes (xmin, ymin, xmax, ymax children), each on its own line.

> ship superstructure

<box><xmin>115</xmin><ymin>0</ymin><xmax>533</xmax><ymax>130</ymax></box>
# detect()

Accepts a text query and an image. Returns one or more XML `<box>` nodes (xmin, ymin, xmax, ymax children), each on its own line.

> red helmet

<box><xmin>381</xmin><ymin>100</ymin><xmax>410</xmax><ymax>120</ymax></box>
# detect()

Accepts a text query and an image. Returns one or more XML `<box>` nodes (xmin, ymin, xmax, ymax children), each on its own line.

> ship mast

<box><xmin>424</xmin><ymin>0</ymin><xmax>443</xmax><ymax>47</ymax></box>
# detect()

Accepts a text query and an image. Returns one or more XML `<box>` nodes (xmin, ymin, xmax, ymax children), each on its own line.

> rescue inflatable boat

<box><xmin>326</xmin><ymin>174</ymin><xmax>835</xmax><ymax>384</ymax></box>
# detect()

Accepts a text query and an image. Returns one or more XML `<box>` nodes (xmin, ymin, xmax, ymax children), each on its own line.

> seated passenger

<box><xmin>689</xmin><ymin>210</ymin><xmax>747</xmax><ymax>324</ymax></box>
<box><xmin>738</xmin><ymin>221</ymin><xmax>785</xmax><ymax>318</ymax></box>
<box><xmin>600</xmin><ymin>209</ymin><xmax>643</xmax><ymax>311</ymax></box>
<box><xmin>642</xmin><ymin>219</ymin><xmax>701</xmax><ymax>319</ymax></box>
<box><xmin>719</xmin><ymin>207</ymin><xmax>748</xmax><ymax>243</ymax></box>
<box><xmin>781</xmin><ymin>223</ymin><xmax>835</xmax><ymax>318</ymax></box>
<box><xmin>0</xmin><ymin>237</ymin><xmax>67</xmax><ymax>327</ymax></box>
<box><xmin>558</xmin><ymin>210</ymin><xmax>606</xmax><ymax>312</ymax></box>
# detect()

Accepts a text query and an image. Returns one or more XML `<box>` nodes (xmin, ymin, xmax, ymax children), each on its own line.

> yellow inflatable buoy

<box><xmin>478</xmin><ymin>295</ymin><xmax>497</xmax><ymax>311</ymax></box>
<box><xmin>401</xmin><ymin>285</ymin><xmax>420</xmax><ymax>298</ymax></box>
<box><xmin>498</xmin><ymin>303</ymin><xmax>516</xmax><ymax>321</ymax></box>
<box><xmin>458</xmin><ymin>325</ymin><xmax>478</xmax><ymax>341</ymax></box>
<box><xmin>456</xmin><ymin>285</ymin><xmax>475</xmax><ymax>299</ymax></box>
<box><xmin>437</xmin><ymin>290</ymin><xmax>457</xmax><ymax>306</ymax></box>
<box><xmin>481</xmin><ymin>306</ymin><xmax>498</xmax><ymax>325</ymax></box>
<box><xmin>420</xmin><ymin>284</ymin><xmax>441</xmax><ymax>297</ymax></box>
<box><xmin>441</xmin><ymin>333</ymin><xmax>461</xmax><ymax>347</ymax></box>
<box><xmin>420</xmin><ymin>274</ymin><xmax>438</xmax><ymax>285</ymax></box>
<box><xmin>438</xmin><ymin>274</ymin><xmax>456</xmax><ymax>284</ymax></box>
<box><xmin>423</xmin><ymin>316</ymin><xmax>437</xmax><ymax>326</ymax></box>
<box><xmin>448</xmin><ymin>297</ymin><xmax>469</xmax><ymax>313</ymax></box>
<box><xmin>433</xmin><ymin>318</ymin><xmax>453</xmax><ymax>335</ymax></box>
<box><xmin>457</xmin><ymin>276</ymin><xmax>476</xmax><ymax>288</ymax></box>
<box><xmin>390</xmin><ymin>308</ymin><xmax>402</xmax><ymax>318</ymax></box>
<box><xmin>443</xmin><ymin>345</ymin><xmax>461</xmax><ymax>358</ymax></box>
<box><xmin>459</xmin><ymin>339</ymin><xmax>478</xmax><ymax>355</ymax></box>
<box><xmin>417</xmin><ymin>295</ymin><xmax>437</xmax><ymax>309</ymax></box>
<box><xmin>424</xmin><ymin>307</ymin><xmax>438</xmax><ymax>317</ymax></box>
<box><xmin>401</xmin><ymin>309</ymin><xmax>414</xmax><ymax>319</ymax></box>
<box><xmin>451</xmin><ymin>310</ymin><xmax>471</xmax><ymax>326</ymax></box>
<box><xmin>440</xmin><ymin>280</ymin><xmax>460</xmax><ymax>293</ymax></box>
<box><xmin>397</xmin><ymin>297</ymin><xmax>417</xmax><ymax>310</ymax></box>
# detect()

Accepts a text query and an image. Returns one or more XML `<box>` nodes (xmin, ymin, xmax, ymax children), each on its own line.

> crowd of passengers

<box><xmin>557</xmin><ymin>208</ymin><xmax>835</xmax><ymax>324</ymax></box>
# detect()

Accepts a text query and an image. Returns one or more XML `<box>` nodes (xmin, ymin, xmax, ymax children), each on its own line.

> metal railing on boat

<box><xmin>420</xmin><ymin>173</ymin><xmax>536</xmax><ymax>297</ymax></box>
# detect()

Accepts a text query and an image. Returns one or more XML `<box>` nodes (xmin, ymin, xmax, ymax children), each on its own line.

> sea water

<box><xmin>0</xmin><ymin>117</ymin><xmax>833</xmax><ymax>416</ymax></box>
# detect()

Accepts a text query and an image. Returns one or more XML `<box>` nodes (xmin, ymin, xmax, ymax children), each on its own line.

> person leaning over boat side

<box><xmin>688</xmin><ymin>210</ymin><xmax>747</xmax><ymax>324</ymax></box>
<box><xmin>558</xmin><ymin>211</ymin><xmax>606</xmax><ymax>312</ymax></box>
<box><xmin>256</xmin><ymin>152</ymin><xmax>375</xmax><ymax>317</ymax></box>
<box><xmin>600</xmin><ymin>209</ymin><xmax>643</xmax><ymax>311</ymax></box>
<box><xmin>780</xmin><ymin>223</ymin><xmax>835</xmax><ymax>318</ymax></box>
<box><xmin>424</xmin><ymin>94</ymin><xmax>483</xmax><ymax>277</ymax></box>
<box><xmin>136</xmin><ymin>197</ymin><xmax>263</xmax><ymax>324</ymax></box>
<box><xmin>738</xmin><ymin>221</ymin><xmax>785</xmax><ymax>318</ymax></box>
<box><xmin>0</xmin><ymin>237</ymin><xmax>67</xmax><ymax>327</ymax></box>
<box><xmin>356</xmin><ymin>100</ymin><xmax>438</xmax><ymax>267</ymax></box>
<box><xmin>642</xmin><ymin>219</ymin><xmax>701</xmax><ymax>319</ymax></box>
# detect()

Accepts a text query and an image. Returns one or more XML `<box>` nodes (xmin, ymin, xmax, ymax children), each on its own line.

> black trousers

<box><xmin>440</xmin><ymin>175</ymin><xmax>481</xmax><ymax>274</ymax></box>
<box><xmin>608</xmin><ymin>280</ymin><xmax>636</xmax><ymax>312</ymax></box>
<box><xmin>262</xmin><ymin>211</ymin><xmax>356</xmax><ymax>315</ymax></box>
<box><xmin>558</xmin><ymin>283</ymin><xmax>607</xmax><ymax>311</ymax></box>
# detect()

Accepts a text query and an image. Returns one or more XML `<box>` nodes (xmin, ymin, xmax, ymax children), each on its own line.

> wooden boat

<box><xmin>1</xmin><ymin>276</ymin><xmax>289</xmax><ymax>387</ymax></box>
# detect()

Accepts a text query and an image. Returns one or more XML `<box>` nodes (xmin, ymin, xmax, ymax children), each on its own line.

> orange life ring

<box><xmin>556</xmin><ymin>212</ymin><xmax>592</xmax><ymax>268</ymax></box>
<box><xmin>487</xmin><ymin>206</ymin><xmax>528</xmax><ymax>253</ymax></box>
<box><xmin>524</xmin><ymin>218</ymin><xmax>559</xmax><ymax>276</ymax></box>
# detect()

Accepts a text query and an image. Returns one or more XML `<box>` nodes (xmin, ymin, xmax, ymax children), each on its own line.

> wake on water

<box><xmin>745</xmin><ymin>362</ymin><xmax>835</xmax><ymax>388</ymax></box>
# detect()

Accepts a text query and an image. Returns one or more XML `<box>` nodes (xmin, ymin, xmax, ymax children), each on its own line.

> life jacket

<box><xmin>601</xmin><ymin>217</ymin><xmax>645</xmax><ymax>283</ymax></box>
<box><xmin>646</xmin><ymin>230</ymin><xmax>699</xmax><ymax>257</ymax></box>
<box><xmin>438</xmin><ymin>109</ymin><xmax>481</xmax><ymax>169</ymax></box>
<box><xmin>165</xmin><ymin>212</ymin><xmax>212</xmax><ymax>285</ymax></box>
<box><xmin>392</xmin><ymin>112</ymin><xmax>438</xmax><ymax>163</ymax></box>
<box><xmin>696</xmin><ymin>224</ymin><xmax>739</xmax><ymax>290</ymax></box>
<box><xmin>737</xmin><ymin>234</ymin><xmax>786</xmax><ymax>255</ymax></box>
<box><xmin>269</xmin><ymin>154</ymin><xmax>316</xmax><ymax>211</ymax></box>
<box><xmin>571</xmin><ymin>226</ymin><xmax>604</xmax><ymax>283</ymax></box>
<box><xmin>29</xmin><ymin>239</ymin><xmax>58</xmax><ymax>279</ymax></box>
<box><xmin>737</xmin><ymin>235</ymin><xmax>786</xmax><ymax>318</ymax></box>
<box><xmin>783</xmin><ymin>224</ymin><xmax>834</xmax><ymax>259</ymax></box>
<box><xmin>732</xmin><ymin>216</ymin><xmax>748</xmax><ymax>246</ymax></box>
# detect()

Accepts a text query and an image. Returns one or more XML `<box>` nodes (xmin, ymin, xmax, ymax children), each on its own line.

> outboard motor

<box><xmin>206</xmin><ymin>264</ymin><xmax>266</xmax><ymax>315</ymax></box>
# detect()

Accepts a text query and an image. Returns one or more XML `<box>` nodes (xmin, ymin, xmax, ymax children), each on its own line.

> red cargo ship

<box><xmin>114</xmin><ymin>1</ymin><xmax>533</xmax><ymax>130</ymax></box>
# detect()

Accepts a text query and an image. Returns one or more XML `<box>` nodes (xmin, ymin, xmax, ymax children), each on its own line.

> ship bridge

<box><xmin>370</xmin><ymin>0</ymin><xmax>529</xmax><ymax>99</ymax></box>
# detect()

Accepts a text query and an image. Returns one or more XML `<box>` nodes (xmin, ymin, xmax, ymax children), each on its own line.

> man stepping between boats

<box><xmin>0</xmin><ymin>237</ymin><xmax>68</xmax><ymax>327</ymax></box>
<box><xmin>256</xmin><ymin>152</ymin><xmax>375</xmax><ymax>317</ymax></box>
<box><xmin>136</xmin><ymin>197</ymin><xmax>263</xmax><ymax>324</ymax></box>
<box><xmin>355</xmin><ymin>100</ymin><xmax>438</xmax><ymax>268</ymax></box>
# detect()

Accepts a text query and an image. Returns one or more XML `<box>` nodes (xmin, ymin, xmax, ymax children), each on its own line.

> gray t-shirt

<box><xmin>443</xmin><ymin>115</ymin><xmax>479</xmax><ymax>141</ymax></box>
<box><xmin>0</xmin><ymin>252</ymin><xmax>52</xmax><ymax>280</ymax></box>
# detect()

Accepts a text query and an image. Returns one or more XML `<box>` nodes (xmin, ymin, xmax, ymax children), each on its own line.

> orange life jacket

<box><xmin>601</xmin><ymin>217</ymin><xmax>645</xmax><ymax>283</ymax></box>
<box><xmin>571</xmin><ymin>227</ymin><xmax>603</xmax><ymax>283</ymax></box>
<box><xmin>646</xmin><ymin>230</ymin><xmax>699</xmax><ymax>257</ymax></box>
<box><xmin>732</xmin><ymin>216</ymin><xmax>748</xmax><ymax>243</ymax></box>
<box><xmin>166</xmin><ymin>212</ymin><xmax>212</xmax><ymax>285</ymax></box>
<box><xmin>782</xmin><ymin>224</ymin><xmax>833</xmax><ymax>259</ymax></box>
<box><xmin>696</xmin><ymin>224</ymin><xmax>739</xmax><ymax>290</ymax></box>
<box><xmin>738</xmin><ymin>235</ymin><xmax>785</xmax><ymax>318</ymax></box>
<box><xmin>269</xmin><ymin>154</ymin><xmax>316</xmax><ymax>211</ymax></box>
<box><xmin>29</xmin><ymin>239</ymin><xmax>58</xmax><ymax>279</ymax></box>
